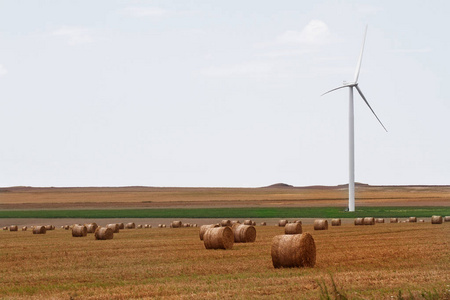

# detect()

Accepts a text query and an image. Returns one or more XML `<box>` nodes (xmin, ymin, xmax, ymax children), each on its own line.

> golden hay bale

<box><xmin>376</xmin><ymin>218</ymin><xmax>385</xmax><ymax>223</ymax></box>
<box><xmin>354</xmin><ymin>218</ymin><xmax>364</xmax><ymax>225</ymax></box>
<box><xmin>271</xmin><ymin>233</ymin><xmax>316</xmax><ymax>268</ymax></box>
<box><xmin>278</xmin><ymin>220</ymin><xmax>288</xmax><ymax>227</ymax></box>
<box><xmin>199</xmin><ymin>224</ymin><xmax>219</xmax><ymax>240</ymax></box>
<box><xmin>158</xmin><ymin>224</ymin><xmax>162</xmax><ymax>228</ymax></box>
<box><xmin>10</xmin><ymin>225</ymin><xmax>18</xmax><ymax>231</ymax></box>
<box><xmin>313</xmin><ymin>219</ymin><xmax>328</xmax><ymax>230</ymax></box>
<box><xmin>22</xmin><ymin>226</ymin><xmax>27</xmax><ymax>231</ymax></box>
<box><xmin>3</xmin><ymin>226</ymin><xmax>8</xmax><ymax>230</ymax></box>
<box><xmin>364</xmin><ymin>217</ymin><xmax>375</xmax><ymax>225</ymax></box>
<box><xmin>203</xmin><ymin>226</ymin><xmax>234</xmax><ymax>250</ymax></box>
<box><xmin>221</xmin><ymin>220</ymin><xmax>232</xmax><ymax>227</ymax></box>
<box><xmin>231</xmin><ymin>220</ymin><xmax>240</xmax><ymax>225</ymax></box>
<box><xmin>243</xmin><ymin>220</ymin><xmax>252</xmax><ymax>225</ymax></box>
<box><xmin>409</xmin><ymin>217</ymin><xmax>417</xmax><ymax>223</ymax></box>
<box><xmin>125</xmin><ymin>222</ymin><xmax>135</xmax><ymax>229</ymax></box>
<box><xmin>137</xmin><ymin>225</ymin><xmax>143</xmax><ymax>228</ymax></box>
<box><xmin>44</xmin><ymin>225</ymin><xmax>53</xmax><ymax>231</ymax></box>
<box><xmin>32</xmin><ymin>226</ymin><xmax>46</xmax><ymax>234</ymax></box>
<box><xmin>172</xmin><ymin>221</ymin><xmax>182</xmax><ymax>228</ymax></box>
<box><xmin>419</xmin><ymin>219</ymin><xmax>425</xmax><ymax>223</ymax></box>
<box><xmin>94</xmin><ymin>227</ymin><xmax>114</xmax><ymax>240</ymax></box>
<box><xmin>106</xmin><ymin>224</ymin><xmax>120</xmax><ymax>233</ymax></box>
<box><xmin>117</xmin><ymin>223</ymin><xmax>124</xmax><ymax>229</ymax></box>
<box><xmin>330</xmin><ymin>219</ymin><xmax>341</xmax><ymax>226</ymax></box>
<box><xmin>284</xmin><ymin>222</ymin><xmax>302</xmax><ymax>234</ymax></box>
<box><xmin>390</xmin><ymin>218</ymin><xmax>398</xmax><ymax>223</ymax></box>
<box><xmin>85</xmin><ymin>223</ymin><xmax>98</xmax><ymax>233</ymax></box>
<box><xmin>444</xmin><ymin>216</ymin><xmax>450</xmax><ymax>222</ymax></box>
<box><xmin>144</xmin><ymin>224</ymin><xmax>149</xmax><ymax>228</ymax></box>
<box><xmin>64</xmin><ymin>225</ymin><xmax>69</xmax><ymax>230</ymax></box>
<box><xmin>193</xmin><ymin>224</ymin><xmax>198</xmax><ymax>227</ymax></box>
<box><xmin>260</xmin><ymin>222</ymin><xmax>266</xmax><ymax>226</ymax></box>
<box><xmin>72</xmin><ymin>225</ymin><xmax>87</xmax><ymax>237</ymax></box>
<box><xmin>234</xmin><ymin>225</ymin><xmax>256</xmax><ymax>243</ymax></box>
<box><xmin>431</xmin><ymin>215</ymin><xmax>443</xmax><ymax>224</ymax></box>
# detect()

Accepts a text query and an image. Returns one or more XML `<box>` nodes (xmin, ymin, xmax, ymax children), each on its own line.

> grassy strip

<box><xmin>0</xmin><ymin>207</ymin><xmax>449</xmax><ymax>219</ymax></box>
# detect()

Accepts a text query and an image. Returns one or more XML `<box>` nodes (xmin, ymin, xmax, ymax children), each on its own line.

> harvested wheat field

<box><xmin>0</xmin><ymin>222</ymin><xmax>449</xmax><ymax>299</ymax></box>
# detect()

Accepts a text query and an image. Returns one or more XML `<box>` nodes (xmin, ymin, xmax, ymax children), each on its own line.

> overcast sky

<box><xmin>0</xmin><ymin>0</ymin><xmax>449</xmax><ymax>187</ymax></box>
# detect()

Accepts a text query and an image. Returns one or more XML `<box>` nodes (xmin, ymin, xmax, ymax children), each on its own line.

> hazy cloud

<box><xmin>276</xmin><ymin>20</ymin><xmax>331</xmax><ymax>45</ymax></box>
<box><xmin>0</xmin><ymin>64</ymin><xmax>7</xmax><ymax>76</ymax></box>
<box><xmin>51</xmin><ymin>26</ymin><xmax>93</xmax><ymax>45</ymax></box>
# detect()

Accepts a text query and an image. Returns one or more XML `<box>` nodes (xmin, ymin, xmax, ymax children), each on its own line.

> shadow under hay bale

<box><xmin>203</xmin><ymin>226</ymin><xmax>234</xmax><ymax>250</ymax></box>
<box><xmin>271</xmin><ymin>233</ymin><xmax>316</xmax><ymax>268</ymax></box>
<box><xmin>199</xmin><ymin>224</ymin><xmax>219</xmax><ymax>241</ymax></box>
<box><xmin>95</xmin><ymin>227</ymin><xmax>114</xmax><ymax>240</ymax></box>
<box><xmin>278</xmin><ymin>220</ymin><xmax>288</xmax><ymax>227</ymax></box>
<box><xmin>331</xmin><ymin>219</ymin><xmax>341</xmax><ymax>226</ymax></box>
<box><xmin>363</xmin><ymin>217</ymin><xmax>375</xmax><ymax>225</ymax></box>
<box><xmin>390</xmin><ymin>218</ymin><xmax>398</xmax><ymax>223</ymax></box>
<box><xmin>285</xmin><ymin>222</ymin><xmax>302</xmax><ymax>235</ymax></box>
<box><xmin>172</xmin><ymin>221</ymin><xmax>182</xmax><ymax>228</ymax></box>
<box><xmin>106</xmin><ymin>224</ymin><xmax>119</xmax><ymax>233</ymax></box>
<box><xmin>234</xmin><ymin>225</ymin><xmax>256</xmax><ymax>243</ymax></box>
<box><xmin>431</xmin><ymin>216</ymin><xmax>443</xmax><ymax>224</ymax></box>
<box><xmin>32</xmin><ymin>226</ymin><xmax>46</xmax><ymax>234</ymax></box>
<box><xmin>72</xmin><ymin>225</ymin><xmax>87</xmax><ymax>237</ymax></box>
<box><xmin>314</xmin><ymin>219</ymin><xmax>328</xmax><ymax>230</ymax></box>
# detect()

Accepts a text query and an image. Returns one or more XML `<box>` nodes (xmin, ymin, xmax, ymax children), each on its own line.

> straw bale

<box><xmin>22</xmin><ymin>226</ymin><xmax>27</xmax><ymax>231</ymax></box>
<box><xmin>106</xmin><ymin>223</ymin><xmax>120</xmax><ymax>233</ymax></box>
<box><xmin>390</xmin><ymin>218</ymin><xmax>398</xmax><ymax>223</ymax></box>
<box><xmin>10</xmin><ymin>225</ymin><xmax>18</xmax><ymax>231</ymax></box>
<box><xmin>285</xmin><ymin>222</ymin><xmax>302</xmax><ymax>234</ymax></box>
<box><xmin>199</xmin><ymin>224</ymin><xmax>219</xmax><ymax>240</ymax></box>
<box><xmin>172</xmin><ymin>221</ymin><xmax>182</xmax><ymax>228</ymax></box>
<box><xmin>221</xmin><ymin>220</ymin><xmax>232</xmax><ymax>227</ymax></box>
<box><xmin>118</xmin><ymin>223</ymin><xmax>125</xmax><ymax>229</ymax></box>
<box><xmin>231</xmin><ymin>220</ymin><xmax>240</xmax><ymax>225</ymax></box>
<box><xmin>144</xmin><ymin>224</ymin><xmax>149</xmax><ymax>228</ymax></box>
<box><xmin>3</xmin><ymin>226</ymin><xmax>8</xmax><ymax>230</ymax></box>
<box><xmin>376</xmin><ymin>218</ymin><xmax>385</xmax><ymax>223</ymax></box>
<box><xmin>158</xmin><ymin>224</ymin><xmax>162</xmax><ymax>228</ymax></box>
<box><xmin>354</xmin><ymin>218</ymin><xmax>364</xmax><ymax>225</ymax></box>
<box><xmin>72</xmin><ymin>225</ymin><xmax>87</xmax><ymax>237</ymax></box>
<box><xmin>363</xmin><ymin>217</ymin><xmax>375</xmax><ymax>225</ymax></box>
<box><xmin>85</xmin><ymin>223</ymin><xmax>98</xmax><ymax>233</ymax></box>
<box><xmin>94</xmin><ymin>227</ymin><xmax>114</xmax><ymax>240</ymax></box>
<box><xmin>125</xmin><ymin>222</ymin><xmax>136</xmax><ymax>229</ymax></box>
<box><xmin>203</xmin><ymin>226</ymin><xmax>234</xmax><ymax>250</ymax></box>
<box><xmin>137</xmin><ymin>225</ymin><xmax>143</xmax><ymax>228</ymax></box>
<box><xmin>260</xmin><ymin>222</ymin><xmax>266</xmax><ymax>226</ymax></box>
<box><xmin>271</xmin><ymin>233</ymin><xmax>316</xmax><ymax>268</ymax></box>
<box><xmin>294</xmin><ymin>220</ymin><xmax>302</xmax><ymax>225</ymax></box>
<box><xmin>193</xmin><ymin>224</ymin><xmax>198</xmax><ymax>227</ymax></box>
<box><xmin>419</xmin><ymin>219</ymin><xmax>425</xmax><ymax>223</ymax></box>
<box><xmin>431</xmin><ymin>215</ymin><xmax>443</xmax><ymax>224</ymax></box>
<box><xmin>445</xmin><ymin>216</ymin><xmax>450</xmax><ymax>222</ymax></box>
<box><xmin>243</xmin><ymin>220</ymin><xmax>252</xmax><ymax>225</ymax></box>
<box><xmin>32</xmin><ymin>226</ymin><xmax>46</xmax><ymax>234</ymax></box>
<box><xmin>45</xmin><ymin>225</ymin><xmax>54</xmax><ymax>231</ymax></box>
<box><xmin>409</xmin><ymin>217</ymin><xmax>417</xmax><ymax>223</ymax></box>
<box><xmin>234</xmin><ymin>225</ymin><xmax>256</xmax><ymax>243</ymax></box>
<box><xmin>278</xmin><ymin>220</ymin><xmax>288</xmax><ymax>227</ymax></box>
<box><xmin>331</xmin><ymin>219</ymin><xmax>341</xmax><ymax>226</ymax></box>
<box><xmin>313</xmin><ymin>219</ymin><xmax>328</xmax><ymax>230</ymax></box>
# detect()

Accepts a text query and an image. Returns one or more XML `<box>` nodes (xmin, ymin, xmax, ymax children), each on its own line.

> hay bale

<box><xmin>22</xmin><ymin>226</ymin><xmax>27</xmax><ymax>231</ymax></box>
<box><xmin>284</xmin><ymin>222</ymin><xmax>302</xmax><ymax>234</ymax></box>
<box><xmin>94</xmin><ymin>227</ymin><xmax>114</xmax><ymax>240</ymax></box>
<box><xmin>243</xmin><ymin>220</ymin><xmax>252</xmax><ymax>225</ymax></box>
<box><xmin>45</xmin><ymin>225</ymin><xmax>53</xmax><ymax>231</ymax></box>
<box><xmin>363</xmin><ymin>217</ymin><xmax>375</xmax><ymax>225</ymax></box>
<box><xmin>234</xmin><ymin>225</ymin><xmax>256</xmax><ymax>243</ymax></box>
<box><xmin>158</xmin><ymin>224</ymin><xmax>162</xmax><ymax>228</ymax></box>
<box><xmin>313</xmin><ymin>219</ymin><xmax>328</xmax><ymax>230</ymax></box>
<box><xmin>278</xmin><ymin>220</ymin><xmax>288</xmax><ymax>227</ymax></box>
<box><xmin>32</xmin><ymin>226</ymin><xmax>46</xmax><ymax>234</ymax></box>
<box><xmin>106</xmin><ymin>224</ymin><xmax>120</xmax><ymax>233</ymax></box>
<box><xmin>260</xmin><ymin>222</ymin><xmax>266</xmax><ymax>226</ymax></box>
<box><xmin>85</xmin><ymin>223</ymin><xmax>98</xmax><ymax>233</ymax></box>
<box><xmin>203</xmin><ymin>226</ymin><xmax>234</xmax><ymax>250</ymax></box>
<box><xmin>63</xmin><ymin>225</ymin><xmax>69</xmax><ymax>230</ymax></box>
<box><xmin>144</xmin><ymin>224</ymin><xmax>149</xmax><ymax>228</ymax></box>
<box><xmin>162</xmin><ymin>224</ymin><xmax>167</xmax><ymax>228</ymax></box>
<box><xmin>431</xmin><ymin>215</ymin><xmax>443</xmax><ymax>224</ymax></box>
<box><xmin>354</xmin><ymin>218</ymin><xmax>364</xmax><ymax>225</ymax></box>
<box><xmin>10</xmin><ymin>225</ymin><xmax>18</xmax><ymax>231</ymax></box>
<box><xmin>199</xmin><ymin>224</ymin><xmax>219</xmax><ymax>240</ymax></box>
<box><xmin>125</xmin><ymin>222</ymin><xmax>135</xmax><ymax>229</ymax></box>
<box><xmin>375</xmin><ymin>218</ymin><xmax>385</xmax><ymax>223</ymax></box>
<box><xmin>137</xmin><ymin>224</ymin><xmax>143</xmax><ymax>229</ymax></box>
<box><xmin>331</xmin><ymin>219</ymin><xmax>341</xmax><ymax>226</ymax></box>
<box><xmin>231</xmin><ymin>220</ymin><xmax>240</xmax><ymax>225</ymax></box>
<box><xmin>444</xmin><ymin>216</ymin><xmax>450</xmax><ymax>222</ymax></box>
<box><xmin>72</xmin><ymin>225</ymin><xmax>87</xmax><ymax>237</ymax></box>
<box><xmin>193</xmin><ymin>224</ymin><xmax>198</xmax><ymax>227</ymax></box>
<box><xmin>220</xmin><ymin>220</ymin><xmax>232</xmax><ymax>227</ymax></box>
<box><xmin>172</xmin><ymin>221</ymin><xmax>182</xmax><ymax>228</ymax></box>
<box><xmin>294</xmin><ymin>220</ymin><xmax>303</xmax><ymax>225</ymax></box>
<box><xmin>118</xmin><ymin>223</ymin><xmax>124</xmax><ymax>229</ymax></box>
<box><xmin>419</xmin><ymin>219</ymin><xmax>425</xmax><ymax>223</ymax></box>
<box><xmin>252</xmin><ymin>221</ymin><xmax>256</xmax><ymax>226</ymax></box>
<box><xmin>271</xmin><ymin>233</ymin><xmax>316</xmax><ymax>268</ymax></box>
<box><xmin>2</xmin><ymin>226</ymin><xmax>8</xmax><ymax>230</ymax></box>
<box><xmin>409</xmin><ymin>217</ymin><xmax>417</xmax><ymax>223</ymax></box>
<box><xmin>390</xmin><ymin>218</ymin><xmax>398</xmax><ymax>223</ymax></box>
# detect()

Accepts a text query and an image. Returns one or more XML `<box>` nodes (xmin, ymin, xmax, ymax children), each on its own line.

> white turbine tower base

<box><xmin>322</xmin><ymin>26</ymin><xmax>387</xmax><ymax>212</ymax></box>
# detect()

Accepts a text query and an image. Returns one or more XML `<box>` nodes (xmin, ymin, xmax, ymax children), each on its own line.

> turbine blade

<box><xmin>355</xmin><ymin>85</ymin><xmax>388</xmax><ymax>132</ymax></box>
<box><xmin>321</xmin><ymin>85</ymin><xmax>348</xmax><ymax>96</ymax></box>
<box><xmin>353</xmin><ymin>25</ymin><xmax>368</xmax><ymax>84</ymax></box>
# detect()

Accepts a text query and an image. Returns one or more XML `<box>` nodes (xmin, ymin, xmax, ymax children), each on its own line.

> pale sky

<box><xmin>1</xmin><ymin>0</ymin><xmax>449</xmax><ymax>187</ymax></box>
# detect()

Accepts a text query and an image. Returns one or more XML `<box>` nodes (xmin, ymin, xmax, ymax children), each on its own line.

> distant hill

<box><xmin>263</xmin><ymin>183</ymin><xmax>294</xmax><ymax>188</ymax></box>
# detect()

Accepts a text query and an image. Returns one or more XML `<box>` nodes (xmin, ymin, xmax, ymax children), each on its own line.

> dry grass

<box><xmin>0</xmin><ymin>222</ymin><xmax>448</xmax><ymax>299</ymax></box>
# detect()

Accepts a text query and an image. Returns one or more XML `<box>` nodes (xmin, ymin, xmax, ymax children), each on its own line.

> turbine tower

<box><xmin>322</xmin><ymin>26</ymin><xmax>387</xmax><ymax>212</ymax></box>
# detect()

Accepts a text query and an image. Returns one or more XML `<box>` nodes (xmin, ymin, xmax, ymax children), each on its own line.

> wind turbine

<box><xmin>322</xmin><ymin>26</ymin><xmax>387</xmax><ymax>212</ymax></box>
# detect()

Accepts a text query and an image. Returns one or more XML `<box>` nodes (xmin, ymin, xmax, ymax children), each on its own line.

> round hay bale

<box><xmin>72</xmin><ymin>225</ymin><xmax>87</xmax><ymax>237</ymax></box>
<box><xmin>3</xmin><ymin>226</ymin><xmax>8</xmax><ymax>230</ymax></box>
<box><xmin>285</xmin><ymin>222</ymin><xmax>302</xmax><ymax>234</ymax></box>
<box><xmin>431</xmin><ymin>215</ymin><xmax>443</xmax><ymax>224</ymax></box>
<box><xmin>375</xmin><ymin>218</ymin><xmax>385</xmax><ymax>223</ymax></box>
<box><xmin>94</xmin><ymin>227</ymin><xmax>114</xmax><ymax>240</ymax></box>
<box><xmin>62</xmin><ymin>225</ymin><xmax>69</xmax><ymax>230</ymax></box>
<box><xmin>106</xmin><ymin>224</ymin><xmax>120</xmax><ymax>233</ymax></box>
<box><xmin>162</xmin><ymin>224</ymin><xmax>166</xmax><ymax>228</ymax></box>
<box><xmin>331</xmin><ymin>219</ymin><xmax>341</xmax><ymax>226</ymax></box>
<box><xmin>243</xmin><ymin>220</ymin><xmax>252</xmax><ymax>225</ymax></box>
<box><xmin>137</xmin><ymin>224</ymin><xmax>143</xmax><ymax>229</ymax></box>
<box><xmin>271</xmin><ymin>233</ymin><xmax>316</xmax><ymax>268</ymax></box>
<box><xmin>220</xmin><ymin>220</ymin><xmax>232</xmax><ymax>227</ymax></box>
<box><xmin>193</xmin><ymin>224</ymin><xmax>198</xmax><ymax>227</ymax></box>
<box><xmin>44</xmin><ymin>225</ymin><xmax>53</xmax><ymax>231</ymax></box>
<box><xmin>444</xmin><ymin>216</ymin><xmax>450</xmax><ymax>222</ymax></box>
<box><xmin>10</xmin><ymin>225</ymin><xmax>18</xmax><ymax>231</ymax></box>
<box><xmin>354</xmin><ymin>218</ymin><xmax>364</xmax><ymax>225</ymax></box>
<box><xmin>294</xmin><ymin>220</ymin><xmax>303</xmax><ymax>225</ymax></box>
<box><xmin>199</xmin><ymin>224</ymin><xmax>219</xmax><ymax>240</ymax></box>
<box><xmin>409</xmin><ymin>217</ymin><xmax>417</xmax><ymax>223</ymax></box>
<box><xmin>313</xmin><ymin>219</ymin><xmax>328</xmax><ymax>230</ymax></box>
<box><xmin>118</xmin><ymin>223</ymin><xmax>125</xmax><ymax>229</ymax></box>
<box><xmin>203</xmin><ymin>226</ymin><xmax>234</xmax><ymax>250</ymax></box>
<box><xmin>278</xmin><ymin>220</ymin><xmax>288</xmax><ymax>227</ymax></box>
<box><xmin>260</xmin><ymin>222</ymin><xmax>266</xmax><ymax>226</ymax></box>
<box><xmin>125</xmin><ymin>222</ymin><xmax>135</xmax><ymax>229</ymax></box>
<box><xmin>231</xmin><ymin>220</ymin><xmax>240</xmax><ymax>225</ymax></box>
<box><xmin>32</xmin><ymin>226</ymin><xmax>46</xmax><ymax>234</ymax></box>
<box><xmin>85</xmin><ymin>223</ymin><xmax>98</xmax><ymax>233</ymax></box>
<box><xmin>172</xmin><ymin>221</ymin><xmax>182</xmax><ymax>228</ymax></box>
<box><xmin>148</xmin><ymin>225</ymin><xmax>152</xmax><ymax>228</ymax></box>
<box><xmin>158</xmin><ymin>224</ymin><xmax>162</xmax><ymax>228</ymax></box>
<box><xmin>22</xmin><ymin>226</ymin><xmax>27</xmax><ymax>231</ymax></box>
<box><xmin>363</xmin><ymin>217</ymin><xmax>375</xmax><ymax>225</ymax></box>
<box><xmin>234</xmin><ymin>225</ymin><xmax>256</xmax><ymax>243</ymax></box>
<box><xmin>419</xmin><ymin>219</ymin><xmax>425</xmax><ymax>223</ymax></box>
<box><xmin>144</xmin><ymin>224</ymin><xmax>149</xmax><ymax>228</ymax></box>
<box><xmin>390</xmin><ymin>218</ymin><xmax>398</xmax><ymax>223</ymax></box>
